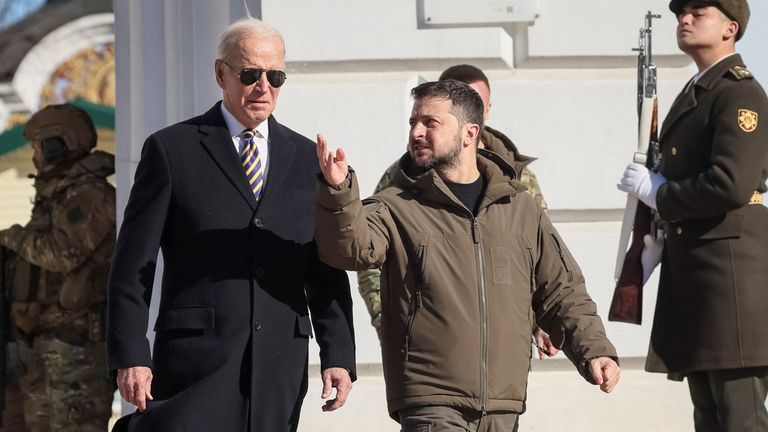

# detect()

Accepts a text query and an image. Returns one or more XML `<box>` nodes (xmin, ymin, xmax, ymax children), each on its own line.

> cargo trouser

<box><xmin>399</xmin><ymin>405</ymin><xmax>519</xmax><ymax>432</ymax></box>
<box><xmin>4</xmin><ymin>338</ymin><xmax>114</xmax><ymax>432</ymax></box>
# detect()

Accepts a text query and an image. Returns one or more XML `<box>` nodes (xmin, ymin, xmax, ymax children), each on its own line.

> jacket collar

<box><xmin>482</xmin><ymin>126</ymin><xmax>536</xmax><ymax>173</ymax></box>
<box><xmin>393</xmin><ymin>150</ymin><xmax>527</xmax><ymax>212</ymax></box>
<box><xmin>660</xmin><ymin>54</ymin><xmax>744</xmax><ymax>140</ymax></box>
<box><xmin>34</xmin><ymin>150</ymin><xmax>115</xmax><ymax>198</ymax></box>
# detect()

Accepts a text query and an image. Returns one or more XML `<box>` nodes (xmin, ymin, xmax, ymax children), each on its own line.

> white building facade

<box><xmin>114</xmin><ymin>0</ymin><xmax>768</xmax><ymax>367</ymax></box>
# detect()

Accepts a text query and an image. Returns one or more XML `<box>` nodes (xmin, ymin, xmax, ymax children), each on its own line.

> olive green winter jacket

<box><xmin>315</xmin><ymin>150</ymin><xmax>616</xmax><ymax>418</ymax></box>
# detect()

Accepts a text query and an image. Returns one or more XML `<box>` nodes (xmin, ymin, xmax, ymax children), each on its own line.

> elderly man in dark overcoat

<box><xmin>107</xmin><ymin>17</ymin><xmax>356</xmax><ymax>432</ymax></box>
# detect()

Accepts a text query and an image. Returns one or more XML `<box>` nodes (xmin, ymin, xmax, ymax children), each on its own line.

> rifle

<box><xmin>609</xmin><ymin>11</ymin><xmax>661</xmax><ymax>325</ymax></box>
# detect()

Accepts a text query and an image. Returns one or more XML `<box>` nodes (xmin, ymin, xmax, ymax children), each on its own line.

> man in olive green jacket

<box><xmin>317</xmin><ymin>80</ymin><xmax>619</xmax><ymax>430</ymax></box>
<box><xmin>356</xmin><ymin>65</ymin><xmax>555</xmax><ymax>359</ymax></box>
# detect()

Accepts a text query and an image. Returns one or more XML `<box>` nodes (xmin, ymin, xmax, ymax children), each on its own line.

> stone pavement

<box><xmin>298</xmin><ymin>358</ymin><xmax>695</xmax><ymax>432</ymax></box>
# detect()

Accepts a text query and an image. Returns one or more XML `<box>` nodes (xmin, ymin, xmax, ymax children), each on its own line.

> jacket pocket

<box><xmin>550</xmin><ymin>233</ymin><xmax>574</xmax><ymax>282</ymax></box>
<box><xmin>675</xmin><ymin>213</ymin><xmax>743</xmax><ymax>240</ymax></box>
<box><xmin>154</xmin><ymin>305</ymin><xmax>215</xmax><ymax>332</ymax></box>
<box><xmin>401</xmin><ymin>284</ymin><xmax>422</xmax><ymax>363</ymax></box>
<box><xmin>295</xmin><ymin>315</ymin><xmax>313</xmax><ymax>338</ymax></box>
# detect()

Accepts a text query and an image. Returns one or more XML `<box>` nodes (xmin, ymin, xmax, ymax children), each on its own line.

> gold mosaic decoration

<box><xmin>39</xmin><ymin>42</ymin><xmax>115</xmax><ymax>108</ymax></box>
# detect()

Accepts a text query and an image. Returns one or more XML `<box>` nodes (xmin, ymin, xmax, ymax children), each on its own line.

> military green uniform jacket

<box><xmin>316</xmin><ymin>151</ymin><xmax>615</xmax><ymax>418</ymax></box>
<box><xmin>357</xmin><ymin>127</ymin><xmax>547</xmax><ymax>337</ymax></box>
<box><xmin>646</xmin><ymin>54</ymin><xmax>768</xmax><ymax>374</ymax></box>
<box><xmin>0</xmin><ymin>151</ymin><xmax>115</xmax><ymax>339</ymax></box>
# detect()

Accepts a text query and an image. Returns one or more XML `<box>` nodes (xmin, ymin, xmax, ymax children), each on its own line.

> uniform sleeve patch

<box><xmin>738</xmin><ymin>109</ymin><xmax>758</xmax><ymax>133</ymax></box>
<box><xmin>67</xmin><ymin>207</ymin><xmax>83</xmax><ymax>224</ymax></box>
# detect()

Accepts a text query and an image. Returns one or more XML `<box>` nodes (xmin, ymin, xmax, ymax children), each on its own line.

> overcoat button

<box><xmin>255</xmin><ymin>321</ymin><xmax>263</xmax><ymax>331</ymax></box>
<box><xmin>253</xmin><ymin>217</ymin><xmax>263</xmax><ymax>228</ymax></box>
<box><xmin>676</xmin><ymin>227</ymin><xmax>683</xmax><ymax>235</ymax></box>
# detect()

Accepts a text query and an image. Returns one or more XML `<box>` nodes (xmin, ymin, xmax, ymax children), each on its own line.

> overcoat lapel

<box><xmin>659</xmin><ymin>80</ymin><xmax>698</xmax><ymax>141</ymax></box>
<box><xmin>197</xmin><ymin>104</ymin><xmax>258</xmax><ymax>210</ymax></box>
<box><xmin>259</xmin><ymin>116</ymin><xmax>297</xmax><ymax>205</ymax></box>
<box><xmin>659</xmin><ymin>55</ymin><xmax>744</xmax><ymax>140</ymax></box>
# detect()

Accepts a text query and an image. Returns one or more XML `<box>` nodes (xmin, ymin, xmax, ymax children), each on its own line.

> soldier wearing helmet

<box><xmin>0</xmin><ymin>103</ymin><xmax>116</xmax><ymax>431</ymax></box>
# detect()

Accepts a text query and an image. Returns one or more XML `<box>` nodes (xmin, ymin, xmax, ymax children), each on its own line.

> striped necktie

<box><xmin>241</xmin><ymin>129</ymin><xmax>264</xmax><ymax>200</ymax></box>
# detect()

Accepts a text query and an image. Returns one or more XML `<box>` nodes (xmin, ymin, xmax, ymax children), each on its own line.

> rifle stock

<box><xmin>609</xmin><ymin>202</ymin><xmax>652</xmax><ymax>324</ymax></box>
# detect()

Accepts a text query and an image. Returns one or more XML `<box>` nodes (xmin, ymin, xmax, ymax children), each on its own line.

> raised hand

<box><xmin>316</xmin><ymin>134</ymin><xmax>349</xmax><ymax>186</ymax></box>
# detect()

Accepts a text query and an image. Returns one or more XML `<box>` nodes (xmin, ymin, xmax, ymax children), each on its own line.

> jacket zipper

<box><xmin>550</xmin><ymin>234</ymin><xmax>573</xmax><ymax>282</ymax></box>
<box><xmin>525</xmin><ymin>244</ymin><xmax>535</xmax><ymax>292</ymax></box>
<box><xmin>472</xmin><ymin>218</ymin><xmax>489</xmax><ymax>415</ymax></box>
<box><xmin>402</xmin><ymin>284</ymin><xmax>422</xmax><ymax>363</ymax></box>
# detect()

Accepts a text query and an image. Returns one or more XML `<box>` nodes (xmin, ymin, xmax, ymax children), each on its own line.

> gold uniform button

<box><xmin>676</xmin><ymin>227</ymin><xmax>683</xmax><ymax>235</ymax></box>
<box><xmin>671</xmin><ymin>147</ymin><xmax>678</xmax><ymax>156</ymax></box>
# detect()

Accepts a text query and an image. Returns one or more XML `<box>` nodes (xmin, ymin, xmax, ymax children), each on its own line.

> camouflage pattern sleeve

<box><xmin>356</xmin><ymin>268</ymin><xmax>383</xmax><ymax>341</ymax></box>
<box><xmin>3</xmin><ymin>182</ymin><xmax>116</xmax><ymax>274</ymax></box>
<box><xmin>355</xmin><ymin>159</ymin><xmax>399</xmax><ymax>342</ymax></box>
<box><xmin>519</xmin><ymin>167</ymin><xmax>548</xmax><ymax>212</ymax></box>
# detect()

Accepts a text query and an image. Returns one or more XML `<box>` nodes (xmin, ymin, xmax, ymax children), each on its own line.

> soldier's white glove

<box><xmin>617</xmin><ymin>163</ymin><xmax>666</xmax><ymax>210</ymax></box>
<box><xmin>641</xmin><ymin>233</ymin><xmax>664</xmax><ymax>285</ymax></box>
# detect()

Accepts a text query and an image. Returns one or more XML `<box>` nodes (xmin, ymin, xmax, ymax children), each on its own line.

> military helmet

<box><xmin>669</xmin><ymin>0</ymin><xmax>750</xmax><ymax>41</ymax></box>
<box><xmin>24</xmin><ymin>103</ymin><xmax>97</xmax><ymax>154</ymax></box>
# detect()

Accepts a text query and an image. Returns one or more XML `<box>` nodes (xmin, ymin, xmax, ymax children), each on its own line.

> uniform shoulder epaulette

<box><xmin>729</xmin><ymin>65</ymin><xmax>754</xmax><ymax>80</ymax></box>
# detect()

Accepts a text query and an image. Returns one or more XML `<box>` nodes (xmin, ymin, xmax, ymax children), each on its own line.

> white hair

<box><xmin>217</xmin><ymin>18</ymin><xmax>285</xmax><ymax>61</ymax></box>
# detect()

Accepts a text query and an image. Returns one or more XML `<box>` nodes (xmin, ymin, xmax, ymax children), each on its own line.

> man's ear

<box><xmin>214</xmin><ymin>60</ymin><xmax>225</xmax><ymax>88</ymax></box>
<box><xmin>723</xmin><ymin>20</ymin><xmax>738</xmax><ymax>41</ymax></box>
<box><xmin>464</xmin><ymin>123</ymin><xmax>481</xmax><ymax>147</ymax></box>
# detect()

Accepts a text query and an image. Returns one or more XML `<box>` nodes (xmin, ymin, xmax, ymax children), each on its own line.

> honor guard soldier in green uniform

<box><xmin>357</xmin><ymin>65</ymin><xmax>557</xmax><ymax>357</ymax></box>
<box><xmin>618</xmin><ymin>1</ymin><xmax>768</xmax><ymax>430</ymax></box>
<box><xmin>0</xmin><ymin>104</ymin><xmax>116</xmax><ymax>432</ymax></box>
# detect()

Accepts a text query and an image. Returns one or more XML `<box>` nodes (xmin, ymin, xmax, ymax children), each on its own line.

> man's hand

<box><xmin>588</xmin><ymin>357</ymin><xmax>621</xmax><ymax>393</ymax></box>
<box><xmin>316</xmin><ymin>134</ymin><xmax>349</xmax><ymax>186</ymax></box>
<box><xmin>320</xmin><ymin>367</ymin><xmax>352</xmax><ymax>412</ymax></box>
<box><xmin>617</xmin><ymin>163</ymin><xmax>666</xmax><ymax>210</ymax></box>
<box><xmin>533</xmin><ymin>328</ymin><xmax>559</xmax><ymax>359</ymax></box>
<box><xmin>117</xmin><ymin>366</ymin><xmax>154</xmax><ymax>412</ymax></box>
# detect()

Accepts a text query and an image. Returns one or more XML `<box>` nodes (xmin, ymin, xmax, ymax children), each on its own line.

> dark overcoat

<box><xmin>647</xmin><ymin>54</ymin><xmax>768</xmax><ymax>373</ymax></box>
<box><xmin>107</xmin><ymin>102</ymin><xmax>356</xmax><ymax>431</ymax></box>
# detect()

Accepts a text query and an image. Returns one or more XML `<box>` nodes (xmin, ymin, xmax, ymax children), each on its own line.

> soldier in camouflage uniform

<box><xmin>357</xmin><ymin>66</ymin><xmax>554</xmax><ymax>357</ymax></box>
<box><xmin>0</xmin><ymin>104</ymin><xmax>116</xmax><ymax>432</ymax></box>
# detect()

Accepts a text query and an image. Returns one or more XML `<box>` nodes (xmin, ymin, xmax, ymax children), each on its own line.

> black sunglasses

<box><xmin>222</xmin><ymin>61</ymin><xmax>287</xmax><ymax>88</ymax></box>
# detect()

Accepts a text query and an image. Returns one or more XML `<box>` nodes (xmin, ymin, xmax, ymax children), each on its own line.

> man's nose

<box><xmin>254</xmin><ymin>71</ymin><xmax>270</xmax><ymax>90</ymax></box>
<box><xmin>410</xmin><ymin>123</ymin><xmax>425</xmax><ymax>139</ymax></box>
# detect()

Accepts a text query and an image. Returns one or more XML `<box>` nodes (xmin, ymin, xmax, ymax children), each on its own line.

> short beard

<box><xmin>421</xmin><ymin>132</ymin><xmax>462</xmax><ymax>172</ymax></box>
